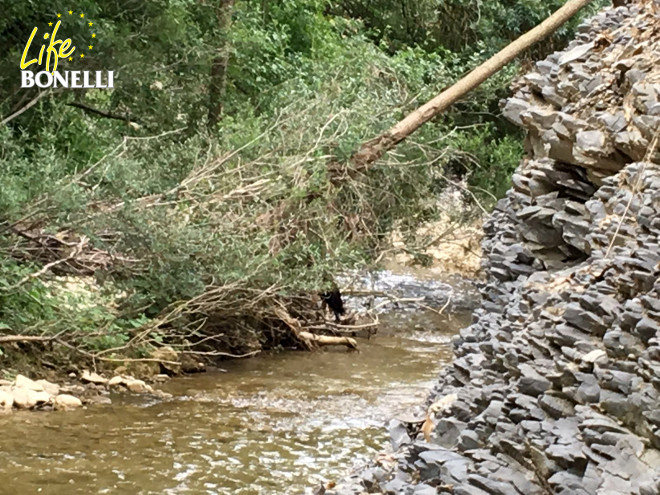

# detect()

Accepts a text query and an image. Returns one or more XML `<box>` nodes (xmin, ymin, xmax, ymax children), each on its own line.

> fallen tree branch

<box><xmin>304</xmin><ymin>319</ymin><xmax>380</xmax><ymax>334</ymax></box>
<box><xmin>1</xmin><ymin>236</ymin><xmax>88</xmax><ymax>291</ymax></box>
<box><xmin>324</xmin><ymin>320</ymin><xmax>379</xmax><ymax>331</ymax></box>
<box><xmin>605</xmin><ymin>129</ymin><xmax>660</xmax><ymax>258</ymax></box>
<box><xmin>0</xmin><ymin>335</ymin><xmax>56</xmax><ymax>343</ymax></box>
<box><xmin>0</xmin><ymin>329</ymin><xmax>68</xmax><ymax>344</ymax></box>
<box><xmin>298</xmin><ymin>331</ymin><xmax>358</xmax><ymax>350</ymax></box>
<box><xmin>372</xmin><ymin>296</ymin><xmax>425</xmax><ymax>312</ymax></box>
<box><xmin>1</xmin><ymin>90</ymin><xmax>52</xmax><ymax>126</ymax></box>
<box><xmin>347</xmin><ymin>0</ymin><xmax>595</xmax><ymax>171</ymax></box>
<box><xmin>426</xmin><ymin>292</ymin><xmax>453</xmax><ymax>316</ymax></box>
<box><xmin>67</xmin><ymin>102</ymin><xmax>141</xmax><ymax>125</ymax></box>
<box><xmin>181</xmin><ymin>349</ymin><xmax>261</xmax><ymax>358</ymax></box>
<box><xmin>55</xmin><ymin>338</ymin><xmax>181</xmax><ymax>367</ymax></box>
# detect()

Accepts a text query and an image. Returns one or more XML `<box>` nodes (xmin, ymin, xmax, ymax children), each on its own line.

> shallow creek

<box><xmin>0</xmin><ymin>275</ymin><xmax>473</xmax><ymax>495</ymax></box>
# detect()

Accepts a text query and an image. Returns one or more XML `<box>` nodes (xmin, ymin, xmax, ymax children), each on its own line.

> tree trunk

<box><xmin>208</xmin><ymin>0</ymin><xmax>235</xmax><ymax>129</ymax></box>
<box><xmin>298</xmin><ymin>331</ymin><xmax>358</xmax><ymax>350</ymax></box>
<box><xmin>348</xmin><ymin>0</ymin><xmax>595</xmax><ymax>171</ymax></box>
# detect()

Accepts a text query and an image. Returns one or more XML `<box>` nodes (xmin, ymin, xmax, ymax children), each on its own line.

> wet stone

<box><xmin>576</xmin><ymin>378</ymin><xmax>601</xmax><ymax>404</ymax></box>
<box><xmin>457</xmin><ymin>429</ymin><xmax>481</xmax><ymax>451</ymax></box>
<box><xmin>412</xmin><ymin>484</ymin><xmax>436</xmax><ymax>495</ymax></box>
<box><xmin>546</xmin><ymin>443</ymin><xmax>587</xmax><ymax>469</ymax></box>
<box><xmin>432</xmin><ymin>418</ymin><xmax>466</xmax><ymax>448</ymax></box>
<box><xmin>454</xmin><ymin>486</ymin><xmax>492</xmax><ymax>495</ymax></box>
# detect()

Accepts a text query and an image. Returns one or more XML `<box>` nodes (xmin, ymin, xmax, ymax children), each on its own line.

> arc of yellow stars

<box><xmin>55</xmin><ymin>10</ymin><xmax>97</xmax><ymax>63</ymax></box>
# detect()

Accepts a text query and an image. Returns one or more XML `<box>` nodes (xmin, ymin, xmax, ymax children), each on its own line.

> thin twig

<box><xmin>605</xmin><ymin>129</ymin><xmax>660</xmax><ymax>258</ymax></box>
<box><xmin>1</xmin><ymin>90</ymin><xmax>51</xmax><ymax>125</ymax></box>
<box><xmin>1</xmin><ymin>236</ymin><xmax>88</xmax><ymax>292</ymax></box>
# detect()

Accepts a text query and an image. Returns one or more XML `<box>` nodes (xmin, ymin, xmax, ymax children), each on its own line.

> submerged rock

<box><xmin>126</xmin><ymin>379</ymin><xmax>152</xmax><ymax>393</ymax></box>
<box><xmin>108</xmin><ymin>375</ymin><xmax>127</xmax><ymax>387</ymax></box>
<box><xmin>0</xmin><ymin>365</ymin><xmax>174</xmax><ymax>413</ymax></box>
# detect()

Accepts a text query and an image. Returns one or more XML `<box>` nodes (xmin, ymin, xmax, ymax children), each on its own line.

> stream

<box><xmin>0</xmin><ymin>273</ymin><xmax>475</xmax><ymax>495</ymax></box>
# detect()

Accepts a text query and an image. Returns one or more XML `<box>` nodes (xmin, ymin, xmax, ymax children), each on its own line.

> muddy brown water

<box><xmin>0</xmin><ymin>310</ymin><xmax>469</xmax><ymax>495</ymax></box>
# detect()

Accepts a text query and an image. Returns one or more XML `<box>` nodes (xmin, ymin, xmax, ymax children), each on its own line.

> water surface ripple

<box><xmin>0</xmin><ymin>311</ymin><xmax>468</xmax><ymax>494</ymax></box>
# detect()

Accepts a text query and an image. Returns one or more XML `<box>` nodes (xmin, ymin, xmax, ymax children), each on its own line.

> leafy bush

<box><xmin>0</xmin><ymin>0</ymin><xmax>604</xmax><ymax>357</ymax></box>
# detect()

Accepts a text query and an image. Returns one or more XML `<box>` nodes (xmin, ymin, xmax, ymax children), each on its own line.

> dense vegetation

<box><xmin>0</xmin><ymin>0</ymin><xmax>605</xmax><ymax>363</ymax></box>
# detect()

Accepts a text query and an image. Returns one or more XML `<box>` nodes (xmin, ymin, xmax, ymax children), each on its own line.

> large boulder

<box><xmin>36</xmin><ymin>379</ymin><xmax>60</xmax><ymax>397</ymax></box>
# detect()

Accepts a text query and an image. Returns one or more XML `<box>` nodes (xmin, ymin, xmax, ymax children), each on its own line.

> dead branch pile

<box><xmin>3</xmin><ymin>227</ymin><xmax>139</xmax><ymax>278</ymax></box>
<box><xmin>0</xmin><ymin>58</ymin><xmax>483</xmax><ymax>362</ymax></box>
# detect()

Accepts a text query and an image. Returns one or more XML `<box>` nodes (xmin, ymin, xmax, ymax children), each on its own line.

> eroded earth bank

<box><xmin>327</xmin><ymin>2</ymin><xmax>660</xmax><ymax>494</ymax></box>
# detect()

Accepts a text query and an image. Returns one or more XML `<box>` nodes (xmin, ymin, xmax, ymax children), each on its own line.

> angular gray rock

<box><xmin>326</xmin><ymin>2</ymin><xmax>660</xmax><ymax>493</ymax></box>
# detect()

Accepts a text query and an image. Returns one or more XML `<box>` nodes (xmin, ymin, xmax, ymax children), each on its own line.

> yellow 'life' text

<box><xmin>21</xmin><ymin>21</ymin><xmax>75</xmax><ymax>73</ymax></box>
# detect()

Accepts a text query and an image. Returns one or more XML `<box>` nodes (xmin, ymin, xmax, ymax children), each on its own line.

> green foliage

<box><xmin>0</xmin><ymin>258</ymin><xmax>136</xmax><ymax>352</ymax></box>
<box><xmin>0</xmin><ymin>0</ymin><xmax>603</xmax><ymax>353</ymax></box>
<box><xmin>329</xmin><ymin>0</ymin><xmax>608</xmax><ymax>56</ymax></box>
<box><xmin>444</xmin><ymin>125</ymin><xmax>524</xmax><ymax>200</ymax></box>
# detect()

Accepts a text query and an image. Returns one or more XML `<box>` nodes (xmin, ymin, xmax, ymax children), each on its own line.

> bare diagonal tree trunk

<box><xmin>348</xmin><ymin>0</ymin><xmax>595</xmax><ymax>171</ymax></box>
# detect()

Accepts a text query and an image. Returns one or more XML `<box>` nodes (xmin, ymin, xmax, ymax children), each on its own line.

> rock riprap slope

<box><xmin>324</xmin><ymin>2</ymin><xmax>660</xmax><ymax>494</ymax></box>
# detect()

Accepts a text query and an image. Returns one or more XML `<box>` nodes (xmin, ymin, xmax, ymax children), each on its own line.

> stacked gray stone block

<box><xmin>323</xmin><ymin>1</ymin><xmax>660</xmax><ymax>493</ymax></box>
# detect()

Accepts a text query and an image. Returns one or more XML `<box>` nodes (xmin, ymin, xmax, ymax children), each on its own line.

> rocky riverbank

<box><xmin>0</xmin><ymin>370</ymin><xmax>173</xmax><ymax>414</ymax></box>
<box><xmin>324</xmin><ymin>1</ymin><xmax>660</xmax><ymax>494</ymax></box>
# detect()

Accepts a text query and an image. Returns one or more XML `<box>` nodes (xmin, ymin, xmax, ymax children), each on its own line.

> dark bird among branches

<box><xmin>320</xmin><ymin>288</ymin><xmax>345</xmax><ymax>322</ymax></box>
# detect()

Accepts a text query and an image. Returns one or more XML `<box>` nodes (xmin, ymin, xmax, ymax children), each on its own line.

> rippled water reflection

<box><xmin>0</xmin><ymin>311</ymin><xmax>468</xmax><ymax>494</ymax></box>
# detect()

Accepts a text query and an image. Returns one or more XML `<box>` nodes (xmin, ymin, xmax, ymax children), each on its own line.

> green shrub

<box><xmin>0</xmin><ymin>0</ymin><xmax>603</xmax><ymax>355</ymax></box>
